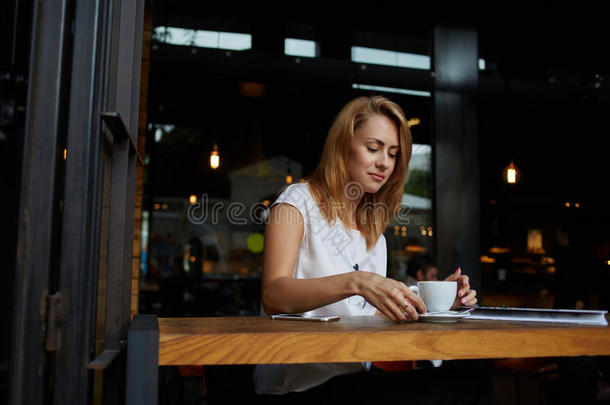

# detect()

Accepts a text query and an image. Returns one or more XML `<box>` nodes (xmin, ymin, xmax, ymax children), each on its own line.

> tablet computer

<box><xmin>270</xmin><ymin>314</ymin><xmax>340</xmax><ymax>322</ymax></box>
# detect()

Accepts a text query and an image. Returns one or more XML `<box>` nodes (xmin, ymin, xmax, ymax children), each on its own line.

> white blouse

<box><xmin>253</xmin><ymin>182</ymin><xmax>387</xmax><ymax>395</ymax></box>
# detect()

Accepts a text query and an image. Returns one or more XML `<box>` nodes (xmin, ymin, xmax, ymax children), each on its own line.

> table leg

<box><xmin>126</xmin><ymin>314</ymin><xmax>159</xmax><ymax>405</ymax></box>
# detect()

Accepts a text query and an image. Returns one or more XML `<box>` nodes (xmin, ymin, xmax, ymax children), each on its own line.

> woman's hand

<box><xmin>445</xmin><ymin>267</ymin><xmax>477</xmax><ymax>309</ymax></box>
<box><xmin>357</xmin><ymin>272</ymin><xmax>426</xmax><ymax>322</ymax></box>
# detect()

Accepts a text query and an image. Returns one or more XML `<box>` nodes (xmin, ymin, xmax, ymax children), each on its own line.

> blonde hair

<box><xmin>306</xmin><ymin>95</ymin><xmax>412</xmax><ymax>250</ymax></box>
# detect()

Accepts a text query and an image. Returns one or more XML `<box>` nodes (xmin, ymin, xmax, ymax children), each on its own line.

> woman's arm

<box><xmin>261</xmin><ymin>204</ymin><xmax>425</xmax><ymax>321</ymax></box>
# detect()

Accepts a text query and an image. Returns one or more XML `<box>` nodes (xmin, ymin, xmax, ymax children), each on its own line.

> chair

<box><xmin>492</xmin><ymin>358</ymin><xmax>558</xmax><ymax>405</ymax></box>
<box><xmin>159</xmin><ymin>365</ymin><xmax>207</xmax><ymax>405</ymax></box>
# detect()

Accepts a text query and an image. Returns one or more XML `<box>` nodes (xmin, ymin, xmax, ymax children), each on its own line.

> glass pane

<box><xmin>396</xmin><ymin>52</ymin><xmax>430</xmax><ymax>70</ymax></box>
<box><xmin>152</xmin><ymin>26</ymin><xmax>252</xmax><ymax>51</ymax></box>
<box><xmin>218</xmin><ymin>32</ymin><xmax>251</xmax><ymax>50</ymax></box>
<box><xmin>352</xmin><ymin>46</ymin><xmax>430</xmax><ymax>70</ymax></box>
<box><xmin>285</xmin><ymin>38</ymin><xmax>317</xmax><ymax>57</ymax></box>
<box><xmin>385</xmin><ymin>144</ymin><xmax>434</xmax><ymax>283</ymax></box>
<box><xmin>195</xmin><ymin>30</ymin><xmax>220</xmax><ymax>48</ymax></box>
<box><xmin>141</xmin><ymin>78</ymin><xmax>433</xmax><ymax>317</ymax></box>
<box><xmin>352</xmin><ymin>46</ymin><xmax>397</xmax><ymax>66</ymax></box>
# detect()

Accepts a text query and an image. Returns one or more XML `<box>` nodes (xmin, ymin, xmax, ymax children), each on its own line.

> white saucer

<box><xmin>418</xmin><ymin>312</ymin><xmax>470</xmax><ymax>323</ymax></box>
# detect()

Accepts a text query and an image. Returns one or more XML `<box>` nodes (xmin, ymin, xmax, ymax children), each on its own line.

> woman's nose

<box><xmin>376</xmin><ymin>155</ymin><xmax>389</xmax><ymax>169</ymax></box>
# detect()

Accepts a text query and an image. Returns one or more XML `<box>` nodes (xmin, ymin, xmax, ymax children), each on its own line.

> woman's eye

<box><xmin>389</xmin><ymin>154</ymin><xmax>397</xmax><ymax>159</ymax></box>
<box><xmin>367</xmin><ymin>147</ymin><xmax>378</xmax><ymax>152</ymax></box>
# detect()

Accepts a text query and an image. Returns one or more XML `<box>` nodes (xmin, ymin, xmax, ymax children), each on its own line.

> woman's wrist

<box><xmin>349</xmin><ymin>271</ymin><xmax>363</xmax><ymax>296</ymax></box>
<box><xmin>350</xmin><ymin>270</ymin><xmax>377</xmax><ymax>297</ymax></box>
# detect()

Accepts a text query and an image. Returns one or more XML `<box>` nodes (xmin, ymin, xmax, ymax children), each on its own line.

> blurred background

<box><xmin>135</xmin><ymin>3</ymin><xmax>610</xmax><ymax>317</ymax></box>
<box><xmin>2</xmin><ymin>2</ymin><xmax>610</xmax><ymax>404</ymax></box>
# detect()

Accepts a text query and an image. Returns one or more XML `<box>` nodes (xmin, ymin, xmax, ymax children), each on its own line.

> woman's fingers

<box><xmin>455</xmin><ymin>289</ymin><xmax>477</xmax><ymax>307</ymax></box>
<box><xmin>377</xmin><ymin>291</ymin><xmax>419</xmax><ymax>323</ymax></box>
<box><xmin>360</xmin><ymin>274</ymin><xmax>427</xmax><ymax>322</ymax></box>
<box><xmin>405</xmin><ymin>291</ymin><xmax>426</xmax><ymax>314</ymax></box>
<box><xmin>381</xmin><ymin>301</ymin><xmax>404</xmax><ymax>322</ymax></box>
<box><xmin>442</xmin><ymin>270</ymin><xmax>478</xmax><ymax>309</ymax></box>
<box><xmin>401</xmin><ymin>284</ymin><xmax>426</xmax><ymax>313</ymax></box>
<box><xmin>381</xmin><ymin>308</ymin><xmax>398</xmax><ymax>322</ymax></box>
<box><xmin>458</xmin><ymin>275</ymin><xmax>470</xmax><ymax>297</ymax></box>
<box><xmin>385</xmin><ymin>299</ymin><xmax>419</xmax><ymax>322</ymax></box>
<box><xmin>395</xmin><ymin>282</ymin><xmax>425</xmax><ymax>318</ymax></box>
<box><xmin>461</xmin><ymin>290</ymin><xmax>477</xmax><ymax>306</ymax></box>
<box><xmin>403</xmin><ymin>301</ymin><xmax>419</xmax><ymax>320</ymax></box>
<box><xmin>390</xmin><ymin>301</ymin><xmax>409</xmax><ymax>322</ymax></box>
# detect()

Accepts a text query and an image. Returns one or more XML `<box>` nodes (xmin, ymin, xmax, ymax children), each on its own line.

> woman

<box><xmin>253</xmin><ymin>96</ymin><xmax>480</xmax><ymax>403</ymax></box>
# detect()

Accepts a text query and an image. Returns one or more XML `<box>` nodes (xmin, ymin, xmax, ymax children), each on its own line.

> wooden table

<box><xmin>126</xmin><ymin>314</ymin><xmax>610</xmax><ymax>404</ymax></box>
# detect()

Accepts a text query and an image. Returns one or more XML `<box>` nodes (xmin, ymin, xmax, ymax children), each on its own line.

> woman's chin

<box><xmin>363</xmin><ymin>183</ymin><xmax>383</xmax><ymax>194</ymax></box>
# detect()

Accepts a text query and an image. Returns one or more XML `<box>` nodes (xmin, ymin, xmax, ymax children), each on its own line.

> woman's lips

<box><xmin>369</xmin><ymin>173</ymin><xmax>384</xmax><ymax>182</ymax></box>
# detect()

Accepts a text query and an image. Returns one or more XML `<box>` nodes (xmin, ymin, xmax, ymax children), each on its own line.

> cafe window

<box><xmin>284</xmin><ymin>38</ymin><xmax>318</xmax><ymax>58</ymax></box>
<box><xmin>144</xmin><ymin>20</ymin><xmax>436</xmax><ymax>316</ymax></box>
<box><xmin>152</xmin><ymin>26</ymin><xmax>252</xmax><ymax>51</ymax></box>
<box><xmin>141</xmin><ymin>123</ymin><xmax>434</xmax><ymax>315</ymax></box>
<box><xmin>384</xmin><ymin>143</ymin><xmax>434</xmax><ymax>281</ymax></box>
<box><xmin>140</xmin><ymin>118</ymin><xmax>303</xmax><ymax>316</ymax></box>
<box><xmin>351</xmin><ymin>46</ymin><xmax>431</xmax><ymax>70</ymax></box>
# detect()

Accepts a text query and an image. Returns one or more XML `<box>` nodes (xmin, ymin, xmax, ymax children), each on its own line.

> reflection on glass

<box><xmin>141</xmin><ymin>122</ymin><xmax>432</xmax><ymax>316</ymax></box>
<box><xmin>385</xmin><ymin>143</ymin><xmax>434</xmax><ymax>282</ymax></box>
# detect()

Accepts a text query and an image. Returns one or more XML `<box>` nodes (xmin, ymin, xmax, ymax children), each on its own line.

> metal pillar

<box><xmin>9</xmin><ymin>1</ymin><xmax>70</xmax><ymax>404</ymax></box>
<box><xmin>432</xmin><ymin>23</ymin><xmax>481</xmax><ymax>290</ymax></box>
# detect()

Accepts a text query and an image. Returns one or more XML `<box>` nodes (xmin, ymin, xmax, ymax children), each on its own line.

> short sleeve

<box><xmin>270</xmin><ymin>183</ymin><xmax>310</xmax><ymax>223</ymax></box>
<box><xmin>270</xmin><ymin>184</ymin><xmax>312</xmax><ymax>246</ymax></box>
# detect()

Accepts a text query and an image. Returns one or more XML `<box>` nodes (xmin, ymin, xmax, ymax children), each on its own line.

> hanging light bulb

<box><xmin>503</xmin><ymin>160</ymin><xmax>520</xmax><ymax>185</ymax></box>
<box><xmin>285</xmin><ymin>167</ymin><xmax>293</xmax><ymax>184</ymax></box>
<box><xmin>407</xmin><ymin>117</ymin><xmax>421</xmax><ymax>127</ymax></box>
<box><xmin>210</xmin><ymin>143</ymin><xmax>220</xmax><ymax>170</ymax></box>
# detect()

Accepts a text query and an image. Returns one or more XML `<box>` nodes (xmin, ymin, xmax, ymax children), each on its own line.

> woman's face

<box><xmin>347</xmin><ymin>114</ymin><xmax>399</xmax><ymax>194</ymax></box>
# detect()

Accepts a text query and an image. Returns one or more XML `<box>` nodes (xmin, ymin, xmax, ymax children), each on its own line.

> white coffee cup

<box><xmin>409</xmin><ymin>281</ymin><xmax>457</xmax><ymax>312</ymax></box>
